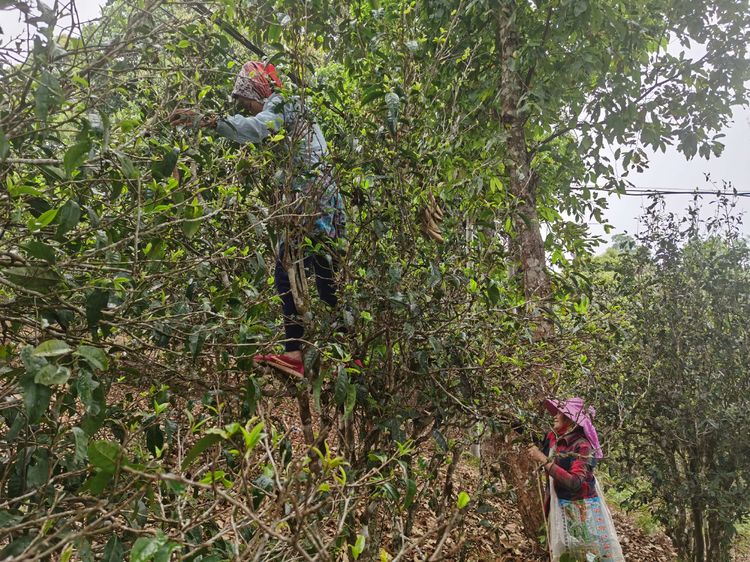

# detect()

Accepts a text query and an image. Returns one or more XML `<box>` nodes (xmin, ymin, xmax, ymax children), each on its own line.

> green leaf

<box><xmin>403</xmin><ymin>478</ymin><xmax>417</xmax><ymax>509</ymax></box>
<box><xmin>151</xmin><ymin>148</ymin><xmax>179</xmax><ymax>180</ymax></box>
<box><xmin>24</xmin><ymin>381</ymin><xmax>52</xmax><ymax>422</ymax></box>
<box><xmin>76</xmin><ymin>370</ymin><xmax>101</xmax><ymax>415</ymax></box>
<box><xmin>146</xmin><ymin>422</ymin><xmax>164</xmax><ymax>456</ymax></box>
<box><xmin>21</xmin><ymin>240</ymin><xmax>56</xmax><ymax>263</ymax></box>
<box><xmin>380</xmin><ymin>481</ymin><xmax>398</xmax><ymax>501</ymax></box>
<box><xmin>88</xmin><ymin>440</ymin><xmax>123</xmax><ymax>473</ymax></box>
<box><xmin>35</xmin><ymin>70</ymin><xmax>62</xmax><ymax>121</ymax></box>
<box><xmin>344</xmin><ymin>382</ymin><xmax>357</xmax><ymax>419</ymax></box>
<box><xmin>72</xmin><ymin>427</ymin><xmax>89</xmax><ymax>463</ymax></box>
<box><xmin>42</xmin><ymin>308</ymin><xmax>74</xmax><ymax>330</ymax></box>
<box><xmin>86</xmin><ymin>289</ymin><xmax>109</xmax><ymax>332</ymax></box>
<box><xmin>21</xmin><ymin>345</ymin><xmax>47</xmax><ymax>372</ymax></box>
<box><xmin>335</xmin><ymin>368</ymin><xmax>349</xmax><ymax>406</ymax></box>
<box><xmin>153</xmin><ymin>541</ymin><xmax>180</xmax><ymax>562</ymax></box>
<box><xmin>385</xmin><ymin>92</ymin><xmax>400</xmax><ymax>135</ymax></box>
<box><xmin>34</xmin><ymin>364</ymin><xmax>70</xmax><ymax>385</ymax></box>
<box><xmin>3</xmin><ymin>266</ymin><xmax>60</xmax><ymax>292</ymax></box>
<box><xmin>27</xmin><ymin>207</ymin><xmax>58</xmax><ymax>231</ymax></box>
<box><xmin>242</xmin><ymin>376</ymin><xmax>261</xmax><ymax>417</ymax></box>
<box><xmin>39</xmin><ymin>165</ymin><xmax>66</xmax><ymax>183</ymax></box>
<box><xmin>243</xmin><ymin>421</ymin><xmax>265</xmax><ymax>452</ymax></box>
<box><xmin>432</xmin><ymin>428</ymin><xmax>448</xmax><ymax>452</ymax></box>
<box><xmin>80</xmin><ymin>388</ymin><xmax>107</xmax><ymax>436</ymax></box>
<box><xmin>76</xmin><ymin>345</ymin><xmax>109</xmax><ymax>371</ymax></box>
<box><xmin>268</xmin><ymin>23</ymin><xmax>281</xmax><ymax>42</ymax></box>
<box><xmin>197</xmin><ymin>85</ymin><xmax>212</xmax><ymax>101</ymax></box>
<box><xmin>252</xmin><ymin>473</ymin><xmax>274</xmax><ymax>509</ymax></box>
<box><xmin>56</xmin><ymin>199</ymin><xmax>81</xmax><ymax>238</ymax></box>
<box><xmin>351</xmin><ymin>534</ymin><xmax>366</xmax><ymax>560</ymax></box>
<box><xmin>83</xmin><ymin>469</ymin><xmax>113</xmax><ymax>494</ymax></box>
<box><xmin>117</xmin><ymin>153</ymin><xmax>137</xmax><ymax>179</ymax></box>
<box><xmin>361</xmin><ymin>86</ymin><xmax>385</xmax><ymax>105</ymax></box>
<box><xmin>26</xmin><ymin>449</ymin><xmax>50</xmax><ymax>488</ymax></box>
<box><xmin>279</xmin><ymin>436</ymin><xmax>292</xmax><ymax>467</ymax></box>
<box><xmin>77</xmin><ymin>539</ymin><xmax>95</xmax><ymax>562</ymax></box>
<box><xmin>8</xmin><ymin>182</ymin><xmax>42</xmax><ymax>198</ymax></box>
<box><xmin>63</xmin><ymin>140</ymin><xmax>91</xmax><ymax>176</ymax></box>
<box><xmin>188</xmin><ymin>329</ymin><xmax>205</xmax><ymax>359</ymax></box>
<box><xmin>61</xmin><ymin>544</ymin><xmax>74</xmax><ymax>562</ymax></box>
<box><xmin>312</xmin><ymin>376</ymin><xmax>323</xmax><ymax>412</ymax></box>
<box><xmin>0</xmin><ymin>535</ymin><xmax>33</xmax><ymax>559</ymax></box>
<box><xmin>18</xmin><ymin>354</ymin><xmax>52</xmax><ymax>424</ymax></box>
<box><xmin>130</xmin><ymin>534</ymin><xmax>167</xmax><ymax>562</ymax></box>
<box><xmin>457</xmin><ymin>491</ymin><xmax>470</xmax><ymax>509</ymax></box>
<box><xmin>32</xmin><ymin>339</ymin><xmax>72</xmax><ymax>357</ymax></box>
<box><xmin>0</xmin><ymin>129</ymin><xmax>9</xmax><ymax>161</ymax></box>
<box><xmin>0</xmin><ymin>509</ymin><xmax>22</xmax><ymax>527</ymax></box>
<box><xmin>181</xmin><ymin>434</ymin><xmax>222</xmax><ymax>469</ymax></box>
<box><xmin>182</xmin><ymin>199</ymin><xmax>202</xmax><ymax>239</ymax></box>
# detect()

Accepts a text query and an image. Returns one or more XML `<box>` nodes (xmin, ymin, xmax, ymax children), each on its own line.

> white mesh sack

<box><xmin>548</xmin><ymin>477</ymin><xmax>625</xmax><ymax>562</ymax></box>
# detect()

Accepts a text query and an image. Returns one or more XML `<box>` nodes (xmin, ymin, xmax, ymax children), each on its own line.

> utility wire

<box><xmin>568</xmin><ymin>185</ymin><xmax>749</xmax><ymax>197</ymax></box>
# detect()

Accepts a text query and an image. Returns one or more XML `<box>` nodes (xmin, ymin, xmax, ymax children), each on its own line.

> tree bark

<box><xmin>493</xmin><ymin>0</ymin><xmax>553</xmax><ymax>543</ymax></box>
<box><xmin>692</xmin><ymin>502</ymin><xmax>705</xmax><ymax>562</ymax></box>
<box><xmin>706</xmin><ymin>510</ymin><xmax>732</xmax><ymax>562</ymax></box>
<box><xmin>495</xmin><ymin>2</ymin><xmax>553</xmax><ymax>335</ymax></box>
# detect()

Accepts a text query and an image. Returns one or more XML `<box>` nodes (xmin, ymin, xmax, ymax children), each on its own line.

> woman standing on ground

<box><xmin>528</xmin><ymin>397</ymin><xmax>624</xmax><ymax>562</ymax></box>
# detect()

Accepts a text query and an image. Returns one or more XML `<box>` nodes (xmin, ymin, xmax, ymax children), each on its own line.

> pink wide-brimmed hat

<box><xmin>544</xmin><ymin>397</ymin><xmax>603</xmax><ymax>459</ymax></box>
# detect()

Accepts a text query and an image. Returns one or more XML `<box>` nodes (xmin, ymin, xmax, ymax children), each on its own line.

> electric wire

<box><xmin>568</xmin><ymin>185</ymin><xmax>748</xmax><ymax>197</ymax></box>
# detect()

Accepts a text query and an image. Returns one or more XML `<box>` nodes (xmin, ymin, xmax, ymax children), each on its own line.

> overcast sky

<box><xmin>2</xmin><ymin>1</ymin><xmax>749</xmax><ymax>246</ymax></box>
<box><xmin>590</xmin><ymin>105</ymin><xmax>750</xmax><ymax>243</ymax></box>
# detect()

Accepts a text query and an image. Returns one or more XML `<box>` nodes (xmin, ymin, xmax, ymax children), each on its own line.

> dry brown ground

<box><xmin>101</xmin><ymin>374</ymin><xmax>680</xmax><ymax>561</ymax></box>
<box><xmin>248</xmin><ymin>379</ymin><xmax>679</xmax><ymax>561</ymax></box>
<box><xmin>440</xmin><ymin>462</ymin><xmax>677</xmax><ymax>562</ymax></box>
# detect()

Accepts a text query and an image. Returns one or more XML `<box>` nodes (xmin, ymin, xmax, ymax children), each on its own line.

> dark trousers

<box><xmin>274</xmin><ymin>246</ymin><xmax>338</xmax><ymax>352</ymax></box>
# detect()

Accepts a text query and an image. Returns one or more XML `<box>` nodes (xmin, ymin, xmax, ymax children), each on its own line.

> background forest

<box><xmin>1</xmin><ymin>0</ymin><xmax>749</xmax><ymax>561</ymax></box>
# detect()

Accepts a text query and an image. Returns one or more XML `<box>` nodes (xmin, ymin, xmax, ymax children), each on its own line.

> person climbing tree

<box><xmin>528</xmin><ymin>397</ymin><xmax>624</xmax><ymax>561</ymax></box>
<box><xmin>169</xmin><ymin>61</ymin><xmax>346</xmax><ymax>379</ymax></box>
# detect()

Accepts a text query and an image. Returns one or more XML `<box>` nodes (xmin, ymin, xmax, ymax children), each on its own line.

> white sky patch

<box><xmin>587</xmin><ymin>103</ymin><xmax>750</xmax><ymax>244</ymax></box>
<box><xmin>566</xmin><ymin>39</ymin><xmax>749</xmax><ymax>245</ymax></box>
<box><xmin>0</xmin><ymin>0</ymin><xmax>107</xmax><ymax>46</ymax></box>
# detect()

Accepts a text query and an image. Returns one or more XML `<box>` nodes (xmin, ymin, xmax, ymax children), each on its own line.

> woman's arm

<box><xmin>215</xmin><ymin>109</ymin><xmax>284</xmax><ymax>144</ymax></box>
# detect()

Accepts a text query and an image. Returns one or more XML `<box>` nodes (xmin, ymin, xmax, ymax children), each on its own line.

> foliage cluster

<box><xmin>0</xmin><ymin>1</ymin><xmax>573</xmax><ymax>558</ymax></box>
<box><xmin>593</xmin><ymin>200</ymin><xmax>750</xmax><ymax>562</ymax></box>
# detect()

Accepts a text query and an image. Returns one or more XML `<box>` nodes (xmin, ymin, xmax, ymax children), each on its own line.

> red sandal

<box><xmin>254</xmin><ymin>354</ymin><xmax>305</xmax><ymax>378</ymax></box>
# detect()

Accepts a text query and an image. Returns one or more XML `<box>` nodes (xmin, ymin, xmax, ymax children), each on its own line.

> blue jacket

<box><xmin>216</xmin><ymin>93</ymin><xmax>345</xmax><ymax>239</ymax></box>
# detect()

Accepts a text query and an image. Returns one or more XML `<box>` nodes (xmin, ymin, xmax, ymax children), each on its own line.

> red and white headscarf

<box><xmin>232</xmin><ymin>61</ymin><xmax>283</xmax><ymax>101</ymax></box>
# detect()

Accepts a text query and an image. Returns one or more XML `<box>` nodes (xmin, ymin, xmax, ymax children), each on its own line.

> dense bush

<box><xmin>594</xmin><ymin>202</ymin><xmax>750</xmax><ymax>562</ymax></box>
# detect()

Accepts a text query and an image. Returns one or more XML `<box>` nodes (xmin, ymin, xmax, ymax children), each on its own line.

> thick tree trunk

<box><xmin>495</xmin><ymin>3</ymin><xmax>553</xmax><ymax>327</ymax></box>
<box><xmin>692</xmin><ymin>503</ymin><xmax>705</xmax><ymax>562</ymax></box>
<box><xmin>493</xmin><ymin>1</ymin><xmax>553</xmax><ymax>543</ymax></box>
